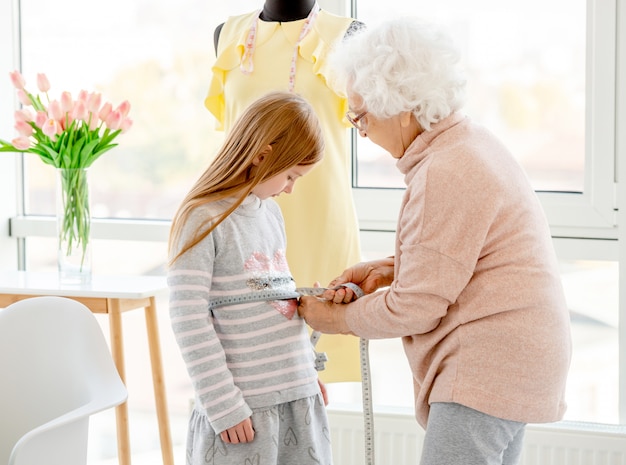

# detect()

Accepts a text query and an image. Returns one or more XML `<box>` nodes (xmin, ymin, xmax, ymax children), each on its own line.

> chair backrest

<box><xmin>0</xmin><ymin>296</ymin><xmax>127</xmax><ymax>465</ymax></box>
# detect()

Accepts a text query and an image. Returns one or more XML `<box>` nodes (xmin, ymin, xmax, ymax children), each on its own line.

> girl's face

<box><xmin>252</xmin><ymin>164</ymin><xmax>316</xmax><ymax>199</ymax></box>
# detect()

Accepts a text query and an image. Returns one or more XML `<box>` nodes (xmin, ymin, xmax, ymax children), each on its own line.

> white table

<box><xmin>0</xmin><ymin>271</ymin><xmax>174</xmax><ymax>465</ymax></box>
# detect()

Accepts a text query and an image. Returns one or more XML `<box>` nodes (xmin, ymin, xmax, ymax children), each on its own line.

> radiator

<box><xmin>327</xmin><ymin>407</ymin><xmax>626</xmax><ymax>465</ymax></box>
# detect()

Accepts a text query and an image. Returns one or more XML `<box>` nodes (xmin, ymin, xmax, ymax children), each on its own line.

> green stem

<box><xmin>58</xmin><ymin>168</ymin><xmax>90</xmax><ymax>271</ymax></box>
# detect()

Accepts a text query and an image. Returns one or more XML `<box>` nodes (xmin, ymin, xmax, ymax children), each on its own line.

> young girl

<box><xmin>167</xmin><ymin>91</ymin><xmax>331</xmax><ymax>465</ymax></box>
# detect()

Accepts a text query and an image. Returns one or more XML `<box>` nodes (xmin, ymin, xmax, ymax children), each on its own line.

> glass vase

<box><xmin>56</xmin><ymin>168</ymin><xmax>92</xmax><ymax>285</ymax></box>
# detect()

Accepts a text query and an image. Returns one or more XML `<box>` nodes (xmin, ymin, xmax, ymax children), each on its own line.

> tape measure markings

<box><xmin>340</xmin><ymin>283</ymin><xmax>375</xmax><ymax>465</ymax></box>
<box><xmin>360</xmin><ymin>337</ymin><xmax>375</xmax><ymax>465</ymax></box>
<box><xmin>209</xmin><ymin>289</ymin><xmax>299</xmax><ymax>310</ymax></box>
<box><xmin>209</xmin><ymin>286</ymin><xmax>335</xmax><ymax>310</ymax></box>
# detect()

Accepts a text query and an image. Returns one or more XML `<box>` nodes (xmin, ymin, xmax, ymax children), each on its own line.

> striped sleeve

<box><xmin>167</xmin><ymin>226</ymin><xmax>252</xmax><ymax>434</ymax></box>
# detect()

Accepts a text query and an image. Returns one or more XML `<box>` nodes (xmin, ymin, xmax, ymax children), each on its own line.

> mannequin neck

<box><xmin>260</xmin><ymin>0</ymin><xmax>317</xmax><ymax>22</ymax></box>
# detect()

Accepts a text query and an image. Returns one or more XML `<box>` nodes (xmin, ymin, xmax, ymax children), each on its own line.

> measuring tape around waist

<box><xmin>208</xmin><ymin>289</ymin><xmax>300</xmax><ymax>310</ymax></box>
<box><xmin>209</xmin><ymin>283</ymin><xmax>375</xmax><ymax>465</ymax></box>
<box><xmin>208</xmin><ymin>285</ymin><xmax>349</xmax><ymax>310</ymax></box>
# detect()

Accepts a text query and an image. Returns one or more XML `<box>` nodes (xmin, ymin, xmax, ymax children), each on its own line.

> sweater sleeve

<box><xmin>345</xmin><ymin>155</ymin><xmax>483</xmax><ymax>339</ymax></box>
<box><xmin>167</xmin><ymin>216</ymin><xmax>252</xmax><ymax>433</ymax></box>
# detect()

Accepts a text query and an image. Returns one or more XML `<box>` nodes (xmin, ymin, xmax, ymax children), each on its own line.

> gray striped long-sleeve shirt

<box><xmin>168</xmin><ymin>195</ymin><xmax>319</xmax><ymax>434</ymax></box>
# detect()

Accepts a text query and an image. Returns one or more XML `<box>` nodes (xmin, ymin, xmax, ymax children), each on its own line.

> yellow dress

<box><xmin>206</xmin><ymin>9</ymin><xmax>362</xmax><ymax>383</ymax></box>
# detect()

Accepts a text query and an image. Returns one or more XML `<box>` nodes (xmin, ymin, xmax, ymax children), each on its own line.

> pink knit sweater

<box><xmin>345</xmin><ymin>112</ymin><xmax>572</xmax><ymax>427</ymax></box>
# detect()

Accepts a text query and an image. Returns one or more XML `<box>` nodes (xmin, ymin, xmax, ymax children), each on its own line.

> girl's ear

<box><xmin>252</xmin><ymin>145</ymin><xmax>273</xmax><ymax>166</ymax></box>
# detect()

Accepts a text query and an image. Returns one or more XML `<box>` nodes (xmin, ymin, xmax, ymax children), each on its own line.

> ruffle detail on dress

<box><xmin>298</xmin><ymin>11</ymin><xmax>354</xmax><ymax>89</ymax></box>
<box><xmin>205</xmin><ymin>12</ymin><xmax>259</xmax><ymax>128</ymax></box>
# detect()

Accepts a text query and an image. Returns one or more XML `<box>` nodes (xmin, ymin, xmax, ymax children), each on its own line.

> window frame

<box><xmin>615</xmin><ymin>0</ymin><xmax>626</xmax><ymax>423</ymax></box>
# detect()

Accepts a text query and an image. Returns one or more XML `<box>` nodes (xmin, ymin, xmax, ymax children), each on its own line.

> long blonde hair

<box><xmin>168</xmin><ymin>91</ymin><xmax>324</xmax><ymax>265</ymax></box>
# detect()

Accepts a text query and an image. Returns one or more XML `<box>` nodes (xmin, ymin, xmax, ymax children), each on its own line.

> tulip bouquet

<box><xmin>0</xmin><ymin>71</ymin><xmax>132</xmax><ymax>167</ymax></box>
<box><xmin>0</xmin><ymin>71</ymin><xmax>133</xmax><ymax>280</ymax></box>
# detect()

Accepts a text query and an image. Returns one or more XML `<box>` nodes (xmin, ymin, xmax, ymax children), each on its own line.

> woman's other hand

<box><xmin>297</xmin><ymin>297</ymin><xmax>352</xmax><ymax>334</ymax></box>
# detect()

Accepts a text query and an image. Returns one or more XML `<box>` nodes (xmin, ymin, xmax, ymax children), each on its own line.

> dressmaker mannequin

<box><xmin>214</xmin><ymin>0</ymin><xmax>362</xmax><ymax>51</ymax></box>
<box><xmin>206</xmin><ymin>0</ymin><xmax>365</xmax><ymax>384</ymax></box>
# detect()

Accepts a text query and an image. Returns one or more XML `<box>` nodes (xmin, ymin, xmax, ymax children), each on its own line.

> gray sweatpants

<box><xmin>420</xmin><ymin>402</ymin><xmax>526</xmax><ymax>465</ymax></box>
<box><xmin>186</xmin><ymin>393</ymin><xmax>332</xmax><ymax>465</ymax></box>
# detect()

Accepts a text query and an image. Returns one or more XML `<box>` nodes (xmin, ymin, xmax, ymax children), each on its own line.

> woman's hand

<box><xmin>297</xmin><ymin>297</ymin><xmax>352</xmax><ymax>334</ymax></box>
<box><xmin>325</xmin><ymin>257</ymin><xmax>395</xmax><ymax>303</ymax></box>
<box><xmin>220</xmin><ymin>417</ymin><xmax>255</xmax><ymax>444</ymax></box>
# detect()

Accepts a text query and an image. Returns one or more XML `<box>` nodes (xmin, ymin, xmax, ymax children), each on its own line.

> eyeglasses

<box><xmin>346</xmin><ymin>110</ymin><xmax>368</xmax><ymax>131</ymax></box>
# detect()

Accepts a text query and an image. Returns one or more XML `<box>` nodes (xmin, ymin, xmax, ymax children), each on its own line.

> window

<box><xmin>355</xmin><ymin>0</ymin><xmax>587</xmax><ymax>194</ymax></box>
<box><xmin>353</xmin><ymin>0</ymin><xmax>618</xmax><ymax>236</ymax></box>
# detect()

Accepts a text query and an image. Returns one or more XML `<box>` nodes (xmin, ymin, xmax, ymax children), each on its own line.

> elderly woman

<box><xmin>298</xmin><ymin>17</ymin><xmax>572</xmax><ymax>465</ymax></box>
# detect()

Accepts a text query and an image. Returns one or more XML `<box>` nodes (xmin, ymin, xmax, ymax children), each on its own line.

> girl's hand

<box><xmin>220</xmin><ymin>417</ymin><xmax>255</xmax><ymax>443</ymax></box>
<box><xmin>318</xmin><ymin>378</ymin><xmax>329</xmax><ymax>406</ymax></box>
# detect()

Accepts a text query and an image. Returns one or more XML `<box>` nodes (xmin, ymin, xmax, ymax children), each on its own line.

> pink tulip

<box><xmin>9</xmin><ymin>70</ymin><xmax>25</xmax><ymax>90</ymax></box>
<box><xmin>105</xmin><ymin>110</ymin><xmax>122</xmax><ymax>130</ymax></box>
<box><xmin>35</xmin><ymin>111</ymin><xmax>48</xmax><ymax>128</ymax></box>
<box><xmin>71</xmin><ymin>100</ymin><xmax>88</xmax><ymax>122</ymax></box>
<box><xmin>115</xmin><ymin>100</ymin><xmax>131</xmax><ymax>117</ymax></box>
<box><xmin>98</xmin><ymin>102</ymin><xmax>112</xmax><ymax>121</ymax></box>
<box><xmin>36</xmin><ymin>73</ymin><xmax>50</xmax><ymax>92</ymax></box>
<box><xmin>120</xmin><ymin>118</ymin><xmax>133</xmax><ymax>133</ymax></box>
<box><xmin>88</xmin><ymin>114</ymin><xmax>99</xmax><ymax>131</ymax></box>
<box><xmin>11</xmin><ymin>136</ymin><xmax>31</xmax><ymax>150</ymax></box>
<box><xmin>42</xmin><ymin>118</ymin><xmax>59</xmax><ymax>140</ymax></box>
<box><xmin>16</xmin><ymin>89</ymin><xmax>31</xmax><ymax>106</ymax></box>
<box><xmin>14</xmin><ymin>121</ymin><xmax>33</xmax><ymax>137</ymax></box>
<box><xmin>86</xmin><ymin>92</ymin><xmax>102</xmax><ymax>113</ymax></box>
<box><xmin>59</xmin><ymin>114</ymin><xmax>71</xmax><ymax>131</ymax></box>
<box><xmin>47</xmin><ymin>100</ymin><xmax>63</xmax><ymax>121</ymax></box>
<box><xmin>60</xmin><ymin>91</ymin><xmax>73</xmax><ymax>113</ymax></box>
<box><xmin>77</xmin><ymin>89</ymin><xmax>88</xmax><ymax>102</ymax></box>
<box><xmin>14</xmin><ymin>109</ymin><xmax>33</xmax><ymax>123</ymax></box>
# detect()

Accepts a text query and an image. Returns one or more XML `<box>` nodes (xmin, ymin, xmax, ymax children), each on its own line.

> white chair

<box><xmin>0</xmin><ymin>296</ymin><xmax>128</xmax><ymax>465</ymax></box>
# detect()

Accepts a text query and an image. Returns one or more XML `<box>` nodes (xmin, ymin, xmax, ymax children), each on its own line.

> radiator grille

<box><xmin>328</xmin><ymin>409</ymin><xmax>626</xmax><ymax>465</ymax></box>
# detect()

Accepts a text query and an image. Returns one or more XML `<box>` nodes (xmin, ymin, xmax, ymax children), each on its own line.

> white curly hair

<box><xmin>328</xmin><ymin>17</ymin><xmax>467</xmax><ymax>131</ymax></box>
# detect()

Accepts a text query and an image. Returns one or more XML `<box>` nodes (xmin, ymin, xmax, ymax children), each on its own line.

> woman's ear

<box><xmin>401</xmin><ymin>110</ymin><xmax>424</xmax><ymax>135</ymax></box>
<box><xmin>400</xmin><ymin>110</ymin><xmax>413</xmax><ymax>128</ymax></box>
<box><xmin>252</xmin><ymin>145</ymin><xmax>273</xmax><ymax>166</ymax></box>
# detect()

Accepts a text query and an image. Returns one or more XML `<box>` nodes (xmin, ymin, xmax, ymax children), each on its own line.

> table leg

<box><xmin>109</xmin><ymin>298</ymin><xmax>132</xmax><ymax>465</ymax></box>
<box><xmin>144</xmin><ymin>296</ymin><xmax>174</xmax><ymax>465</ymax></box>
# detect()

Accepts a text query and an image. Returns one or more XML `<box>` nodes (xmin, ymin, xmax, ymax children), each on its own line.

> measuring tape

<box><xmin>209</xmin><ymin>283</ymin><xmax>375</xmax><ymax>465</ymax></box>
<box><xmin>340</xmin><ymin>284</ymin><xmax>375</xmax><ymax>465</ymax></box>
<box><xmin>208</xmin><ymin>286</ymin><xmax>336</xmax><ymax>310</ymax></box>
